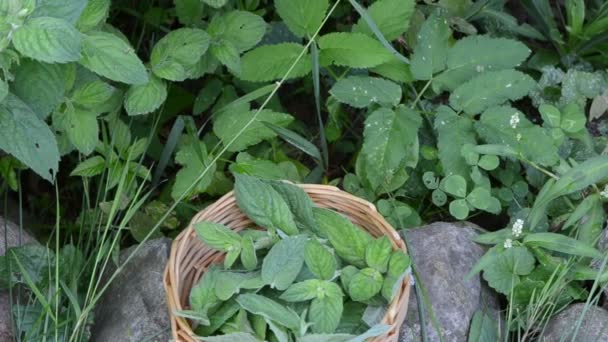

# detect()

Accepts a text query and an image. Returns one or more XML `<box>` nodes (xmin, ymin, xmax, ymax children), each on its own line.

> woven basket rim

<box><xmin>164</xmin><ymin>184</ymin><xmax>411</xmax><ymax>341</ymax></box>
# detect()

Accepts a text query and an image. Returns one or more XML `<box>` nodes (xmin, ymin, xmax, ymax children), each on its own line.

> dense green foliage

<box><xmin>0</xmin><ymin>0</ymin><xmax>607</xmax><ymax>340</ymax></box>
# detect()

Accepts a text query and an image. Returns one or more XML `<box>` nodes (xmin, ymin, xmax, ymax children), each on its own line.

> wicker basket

<box><xmin>164</xmin><ymin>184</ymin><xmax>411</xmax><ymax>341</ymax></box>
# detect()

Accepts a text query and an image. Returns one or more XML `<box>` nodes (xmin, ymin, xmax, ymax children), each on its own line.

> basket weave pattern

<box><xmin>164</xmin><ymin>184</ymin><xmax>411</xmax><ymax>341</ymax></box>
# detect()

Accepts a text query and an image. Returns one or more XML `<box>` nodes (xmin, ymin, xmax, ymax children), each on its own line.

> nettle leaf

<box><xmin>239</xmin><ymin>43</ymin><xmax>311</xmax><ymax>82</ymax></box>
<box><xmin>360</xmin><ymin>106</ymin><xmax>421</xmax><ymax>191</ymax></box>
<box><xmin>236</xmin><ymin>294</ymin><xmax>301</xmax><ymax>330</ymax></box>
<box><xmin>410</xmin><ymin>13</ymin><xmax>450</xmax><ymax>81</ymax></box>
<box><xmin>482</xmin><ymin>246</ymin><xmax>535</xmax><ymax>295</ymax></box>
<box><xmin>12</xmin><ymin>59</ymin><xmax>66</xmax><ymax>119</ymax></box>
<box><xmin>171</xmin><ymin>141</ymin><xmax>216</xmax><ymax>200</ymax></box>
<box><xmin>207</xmin><ymin>11</ymin><xmax>266</xmax><ymax>52</ymax></box>
<box><xmin>329</xmin><ymin>76</ymin><xmax>402</xmax><ymax>108</ymax></box>
<box><xmin>234</xmin><ymin>174</ymin><xmax>298</xmax><ymax>235</ymax></box>
<box><xmin>435</xmin><ymin>106</ymin><xmax>477</xmax><ymax>179</ymax></box>
<box><xmin>433</xmin><ymin>36</ymin><xmax>532</xmax><ymax>92</ymax></box>
<box><xmin>275</xmin><ymin>0</ymin><xmax>328</xmax><ymax>38</ymax></box>
<box><xmin>80</xmin><ymin>31</ymin><xmax>148</xmax><ymax>85</ymax></box>
<box><xmin>13</xmin><ymin>17</ymin><xmax>81</xmax><ymax>63</ymax></box>
<box><xmin>318</xmin><ymin>32</ymin><xmax>393</xmax><ymax>68</ymax></box>
<box><xmin>309</xmin><ymin>287</ymin><xmax>344</xmax><ymax>333</ymax></box>
<box><xmin>352</xmin><ymin>0</ymin><xmax>415</xmax><ymax>41</ymax></box>
<box><xmin>150</xmin><ymin>28</ymin><xmax>210</xmax><ymax>81</ymax></box>
<box><xmin>268</xmin><ymin>181</ymin><xmax>318</xmax><ymax>232</ymax></box>
<box><xmin>476</xmin><ymin>106</ymin><xmax>559</xmax><ymax>166</ymax></box>
<box><xmin>203</xmin><ymin>0</ymin><xmax>228</xmax><ymax>8</ymax></box>
<box><xmin>213</xmin><ymin>109</ymin><xmax>293</xmax><ymax>152</ymax></box>
<box><xmin>262</xmin><ymin>235</ymin><xmax>307</xmax><ymax>290</ymax></box>
<box><xmin>72</xmin><ymin>80</ymin><xmax>115</xmax><ymax>109</ymax></box>
<box><xmin>280</xmin><ymin>279</ymin><xmax>322</xmax><ymax>302</ymax></box>
<box><xmin>63</xmin><ymin>106</ymin><xmax>98</xmax><ymax>155</ymax></box>
<box><xmin>76</xmin><ymin>0</ymin><xmax>111</xmax><ymax>32</ymax></box>
<box><xmin>313</xmin><ymin>208</ymin><xmax>373</xmax><ymax>268</ymax></box>
<box><xmin>194</xmin><ymin>222</ymin><xmax>241</xmax><ymax>252</ymax></box>
<box><xmin>29</xmin><ymin>0</ymin><xmax>87</xmax><ymax>24</ymax></box>
<box><xmin>124</xmin><ymin>74</ymin><xmax>168</xmax><ymax>116</ymax></box>
<box><xmin>211</xmin><ymin>40</ymin><xmax>240</xmax><ymax>73</ymax></box>
<box><xmin>0</xmin><ymin>94</ymin><xmax>59</xmax><ymax>181</ymax></box>
<box><xmin>348</xmin><ymin>268</ymin><xmax>383</xmax><ymax>302</ymax></box>
<box><xmin>304</xmin><ymin>239</ymin><xmax>337</xmax><ymax>280</ymax></box>
<box><xmin>365</xmin><ymin>236</ymin><xmax>392</xmax><ymax>273</ymax></box>
<box><xmin>449</xmin><ymin>70</ymin><xmax>536</xmax><ymax>115</ymax></box>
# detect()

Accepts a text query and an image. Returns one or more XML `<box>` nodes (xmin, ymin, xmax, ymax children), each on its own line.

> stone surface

<box><xmin>90</xmin><ymin>238</ymin><xmax>172</xmax><ymax>342</ymax></box>
<box><xmin>399</xmin><ymin>222</ymin><xmax>500</xmax><ymax>342</ymax></box>
<box><xmin>542</xmin><ymin>303</ymin><xmax>608</xmax><ymax>341</ymax></box>
<box><xmin>1</xmin><ymin>217</ymin><xmax>37</xmax><ymax>342</ymax></box>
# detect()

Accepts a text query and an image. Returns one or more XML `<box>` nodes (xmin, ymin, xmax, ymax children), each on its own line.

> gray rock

<box><xmin>541</xmin><ymin>303</ymin><xmax>608</xmax><ymax>341</ymax></box>
<box><xmin>1</xmin><ymin>217</ymin><xmax>37</xmax><ymax>342</ymax></box>
<box><xmin>399</xmin><ymin>222</ymin><xmax>500</xmax><ymax>342</ymax></box>
<box><xmin>91</xmin><ymin>238</ymin><xmax>172</xmax><ymax>342</ymax></box>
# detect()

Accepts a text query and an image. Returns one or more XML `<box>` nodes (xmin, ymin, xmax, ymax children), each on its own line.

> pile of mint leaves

<box><xmin>186</xmin><ymin>174</ymin><xmax>411</xmax><ymax>341</ymax></box>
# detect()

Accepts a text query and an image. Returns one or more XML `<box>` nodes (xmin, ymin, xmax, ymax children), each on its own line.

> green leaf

<box><xmin>309</xmin><ymin>291</ymin><xmax>343</xmax><ymax>333</ymax></box>
<box><xmin>13</xmin><ymin>17</ymin><xmax>81</xmax><ymax>63</ymax></box>
<box><xmin>275</xmin><ymin>0</ymin><xmax>328</xmax><ymax>38</ymax></box>
<box><xmin>241</xmin><ymin>237</ymin><xmax>257</xmax><ymax>271</ymax></box>
<box><xmin>29</xmin><ymin>0</ymin><xmax>87</xmax><ymax>24</ymax></box>
<box><xmin>212</xmin><ymin>40</ymin><xmax>240</xmax><ymax>73</ymax></box>
<box><xmin>80</xmin><ymin>31</ymin><xmax>148</xmax><ymax>85</ymax></box>
<box><xmin>468</xmin><ymin>310</ymin><xmax>498</xmax><ymax>342</ymax></box>
<box><xmin>234</xmin><ymin>174</ymin><xmax>299</xmax><ymax>235</ymax></box>
<box><xmin>365</xmin><ymin>236</ymin><xmax>392</xmax><ymax>273</ymax></box>
<box><xmin>313</xmin><ymin>208</ymin><xmax>373</xmax><ymax>268</ymax></box>
<box><xmin>204</xmin><ymin>333</ymin><xmax>260</xmax><ymax>342</ymax></box>
<box><xmin>194</xmin><ymin>79</ymin><xmax>223</xmax><ymax>114</ymax></box>
<box><xmin>340</xmin><ymin>265</ymin><xmax>359</xmax><ymax>290</ymax></box>
<box><xmin>236</xmin><ymin>294</ymin><xmax>300</xmax><ymax>330</ymax></box>
<box><xmin>435</xmin><ymin>106</ymin><xmax>477</xmax><ymax>179</ymax></box>
<box><xmin>449</xmin><ymin>199</ymin><xmax>469</xmax><ymax>220</ymax></box>
<box><xmin>523</xmin><ymin>233</ymin><xmax>602</xmax><ymax>259</ymax></box>
<box><xmin>262</xmin><ymin>235</ymin><xmax>306</xmax><ymax>290</ymax></box>
<box><xmin>171</xmin><ymin>141</ymin><xmax>216</xmax><ymax>200</ymax></box>
<box><xmin>174</xmin><ymin>0</ymin><xmax>204</xmax><ymax>26</ymax></box>
<box><xmin>410</xmin><ymin>13</ymin><xmax>450</xmax><ymax>80</ymax></box>
<box><xmin>213</xmin><ymin>109</ymin><xmax>293</xmax><ymax>152</ymax></box>
<box><xmin>196</xmin><ymin>300</ymin><xmax>240</xmax><ymax>336</ymax></box>
<box><xmin>370</xmin><ymin>58</ymin><xmax>413</xmax><ymax>83</ymax></box>
<box><xmin>194</xmin><ymin>222</ymin><xmax>241</xmax><ymax>252</ymax></box>
<box><xmin>72</xmin><ymin>80</ymin><xmax>115</xmax><ymax>109</ymax></box>
<box><xmin>300</xmin><ymin>334</ymin><xmax>353</xmax><ymax>342</ymax></box>
<box><xmin>352</xmin><ymin>0</ymin><xmax>415</xmax><ymax>41</ymax></box>
<box><xmin>441</xmin><ymin>175</ymin><xmax>467</xmax><ymax>198</ymax></box>
<box><xmin>76</xmin><ymin>0</ymin><xmax>110</xmax><ymax>31</ymax></box>
<box><xmin>207</xmin><ymin>10</ymin><xmax>266</xmax><ymax>52</ymax></box>
<box><xmin>268</xmin><ymin>181</ymin><xmax>318</xmax><ymax>232</ymax></box>
<box><xmin>477</xmin><ymin>155</ymin><xmax>499</xmax><ymax>171</ymax></box>
<box><xmin>348</xmin><ymin>268</ymin><xmax>383</xmax><ymax>301</ymax></box>
<box><xmin>482</xmin><ymin>246</ymin><xmax>535</xmax><ymax>295</ymax></box>
<box><xmin>388</xmin><ymin>250</ymin><xmax>410</xmax><ymax>278</ymax></box>
<box><xmin>280</xmin><ymin>279</ymin><xmax>323</xmax><ymax>302</ymax></box>
<box><xmin>239</xmin><ymin>43</ymin><xmax>311</xmax><ymax>82</ymax></box>
<box><xmin>12</xmin><ymin>59</ymin><xmax>66</xmax><ymax>119</ymax></box>
<box><xmin>329</xmin><ymin>76</ymin><xmax>402</xmax><ymax>108</ymax></box>
<box><xmin>359</xmin><ymin>106</ymin><xmax>421</xmax><ymax>191</ymax></box>
<box><xmin>63</xmin><ymin>106</ymin><xmax>98</xmax><ymax>155</ymax></box>
<box><xmin>433</xmin><ymin>36</ymin><xmax>531</xmax><ymax>92</ymax></box>
<box><xmin>203</xmin><ymin>0</ymin><xmax>228</xmax><ymax>8</ymax></box>
<box><xmin>150</xmin><ymin>28</ymin><xmax>210</xmax><ymax>81</ymax></box>
<box><xmin>466</xmin><ymin>187</ymin><xmax>493</xmax><ymax>210</ymax></box>
<box><xmin>214</xmin><ymin>271</ymin><xmax>259</xmax><ymax>300</ymax></box>
<box><xmin>560</xmin><ymin>103</ymin><xmax>586</xmax><ymax>133</ymax></box>
<box><xmin>190</xmin><ymin>267</ymin><xmax>221</xmax><ymax>313</ymax></box>
<box><xmin>263</xmin><ymin>122</ymin><xmax>322</xmax><ymax>163</ymax></box>
<box><xmin>539</xmin><ymin>103</ymin><xmax>561</xmax><ymax>128</ymax></box>
<box><xmin>70</xmin><ymin>156</ymin><xmax>105</xmax><ymax>177</ymax></box>
<box><xmin>450</xmin><ymin>70</ymin><xmax>536</xmax><ymax>115</ymax></box>
<box><xmin>318</xmin><ymin>32</ymin><xmax>393</xmax><ymax>68</ymax></box>
<box><xmin>304</xmin><ymin>240</ymin><xmax>337</xmax><ymax>280</ymax></box>
<box><xmin>124</xmin><ymin>74</ymin><xmax>168</xmax><ymax>116</ymax></box>
<box><xmin>0</xmin><ymin>94</ymin><xmax>59</xmax><ymax>181</ymax></box>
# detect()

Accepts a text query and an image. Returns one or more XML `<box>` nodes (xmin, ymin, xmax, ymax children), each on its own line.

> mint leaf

<box><xmin>304</xmin><ymin>239</ymin><xmax>337</xmax><ymax>280</ymax></box>
<box><xmin>309</xmin><ymin>285</ymin><xmax>343</xmax><ymax>333</ymax></box>
<box><xmin>124</xmin><ymin>74</ymin><xmax>168</xmax><ymax>116</ymax></box>
<box><xmin>76</xmin><ymin>0</ymin><xmax>110</xmax><ymax>31</ymax></box>
<box><xmin>262</xmin><ymin>235</ymin><xmax>306</xmax><ymax>290</ymax></box>
<box><xmin>348</xmin><ymin>268</ymin><xmax>383</xmax><ymax>302</ymax></box>
<box><xmin>280</xmin><ymin>279</ymin><xmax>323</xmax><ymax>302</ymax></box>
<box><xmin>13</xmin><ymin>17</ymin><xmax>81</xmax><ymax>63</ymax></box>
<box><xmin>12</xmin><ymin>59</ymin><xmax>66</xmax><ymax>119</ymax></box>
<box><xmin>236</xmin><ymin>294</ymin><xmax>301</xmax><ymax>330</ymax></box>
<box><xmin>80</xmin><ymin>31</ymin><xmax>148</xmax><ymax>85</ymax></box>
<box><xmin>150</xmin><ymin>28</ymin><xmax>210</xmax><ymax>81</ymax></box>
<box><xmin>63</xmin><ymin>106</ymin><xmax>99</xmax><ymax>155</ymax></box>
<box><xmin>194</xmin><ymin>222</ymin><xmax>241</xmax><ymax>252</ymax></box>
<box><xmin>239</xmin><ymin>43</ymin><xmax>311</xmax><ymax>82</ymax></box>
<box><xmin>72</xmin><ymin>80</ymin><xmax>115</xmax><ymax>109</ymax></box>
<box><xmin>329</xmin><ymin>76</ymin><xmax>402</xmax><ymax>108</ymax></box>
<box><xmin>318</xmin><ymin>32</ymin><xmax>393</xmax><ymax>68</ymax></box>
<box><xmin>208</xmin><ymin>10</ymin><xmax>266</xmax><ymax>52</ymax></box>
<box><xmin>275</xmin><ymin>0</ymin><xmax>328</xmax><ymax>38</ymax></box>
<box><xmin>268</xmin><ymin>181</ymin><xmax>318</xmax><ymax>232</ymax></box>
<box><xmin>365</xmin><ymin>236</ymin><xmax>392</xmax><ymax>273</ymax></box>
<box><xmin>29</xmin><ymin>0</ymin><xmax>87</xmax><ymax>24</ymax></box>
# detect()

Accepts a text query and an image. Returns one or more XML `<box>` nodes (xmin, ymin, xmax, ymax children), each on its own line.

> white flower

<box><xmin>512</xmin><ymin>219</ymin><xmax>524</xmax><ymax>238</ymax></box>
<box><xmin>601</xmin><ymin>185</ymin><xmax>608</xmax><ymax>199</ymax></box>
<box><xmin>510</xmin><ymin>113</ymin><xmax>520</xmax><ymax>129</ymax></box>
<box><xmin>516</xmin><ymin>133</ymin><xmax>522</xmax><ymax>141</ymax></box>
<box><xmin>504</xmin><ymin>239</ymin><xmax>513</xmax><ymax>249</ymax></box>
